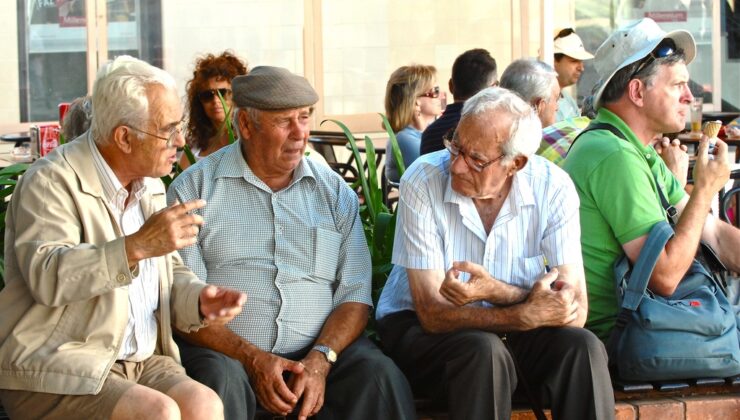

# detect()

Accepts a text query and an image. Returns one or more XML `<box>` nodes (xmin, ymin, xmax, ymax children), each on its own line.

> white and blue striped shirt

<box><xmin>376</xmin><ymin>150</ymin><xmax>582</xmax><ymax>320</ymax></box>
<box><xmin>89</xmin><ymin>134</ymin><xmax>159</xmax><ymax>361</ymax></box>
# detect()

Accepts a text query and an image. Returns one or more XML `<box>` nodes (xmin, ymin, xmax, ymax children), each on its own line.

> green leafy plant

<box><xmin>322</xmin><ymin>113</ymin><xmax>404</xmax><ymax>340</ymax></box>
<box><xmin>0</xmin><ymin>163</ymin><xmax>31</xmax><ymax>288</ymax></box>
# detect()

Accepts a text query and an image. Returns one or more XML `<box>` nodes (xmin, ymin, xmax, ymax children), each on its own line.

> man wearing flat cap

<box><xmin>563</xmin><ymin>18</ymin><xmax>740</xmax><ymax>342</ymax></box>
<box><xmin>167</xmin><ymin>66</ymin><xmax>415</xmax><ymax>420</ymax></box>
<box><xmin>553</xmin><ymin>27</ymin><xmax>594</xmax><ymax>121</ymax></box>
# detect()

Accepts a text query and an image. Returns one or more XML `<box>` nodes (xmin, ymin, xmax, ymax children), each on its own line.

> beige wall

<box><xmin>0</xmin><ymin>1</ymin><xmax>20</xmax><ymax>125</ymax></box>
<box><xmin>160</xmin><ymin>0</ymin><xmax>306</xmax><ymax>101</ymax></box>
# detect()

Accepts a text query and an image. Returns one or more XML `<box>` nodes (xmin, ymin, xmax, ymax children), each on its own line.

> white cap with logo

<box><xmin>592</xmin><ymin>18</ymin><xmax>696</xmax><ymax>109</ymax></box>
<box><xmin>553</xmin><ymin>29</ymin><xmax>594</xmax><ymax>61</ymax></box>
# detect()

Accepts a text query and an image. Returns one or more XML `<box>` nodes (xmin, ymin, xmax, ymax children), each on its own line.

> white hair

<box><xmin>461</xmin><ymin>86</ymin><xmax>542</xmax><ymax>162</ymax></box>
<box><xmin>90</xmin><ymin>55</ymin><xmax>176</xmax><ymax>145</ymax></box>
<box><xmin>499</xmin><ymin>58</ymin><xmax>558</xmax><ymax>106</ymax></box>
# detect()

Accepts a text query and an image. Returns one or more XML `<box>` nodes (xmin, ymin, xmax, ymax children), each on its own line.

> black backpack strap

<box><xmin>569</xmin><ymin>121</ymin><xmax>679</xmax><ymax>224</ymax></box>
<box><xmin>567</xmin><ymin>121</ymin><xmax>627</xmax><ymax>155</ymax></box>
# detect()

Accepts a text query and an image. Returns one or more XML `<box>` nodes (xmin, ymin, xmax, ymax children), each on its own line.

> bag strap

<box><xmin>567</xmin><ymin>121</ymin><xmax>626</xmax><ymax>154</ymax></box>
<box><xmin>570</xmin><ymin>120</ymin><xmax>680</xmax><ymax>224</ymax></box>
<box><xmin>619</xmin><ymin>221</ymin><xmax>674</xmax><ymax>311</ymax></box>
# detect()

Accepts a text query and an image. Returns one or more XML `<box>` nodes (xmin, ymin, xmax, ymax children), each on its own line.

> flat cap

<box><xmin>232</xmin><ymin>66</ymin><xmax>319</xmax><ymax>110</ymax></box>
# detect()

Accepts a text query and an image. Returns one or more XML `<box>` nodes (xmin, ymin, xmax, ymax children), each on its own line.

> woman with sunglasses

<box><xmin>181</xmin><ymin>51</ymin><xmax>248</xmax><ymax>169</ymax></box>
<box><xmin>384</xmin><ymin>64</ymin><xmax>444</xmax><ymax>183</ymax></box>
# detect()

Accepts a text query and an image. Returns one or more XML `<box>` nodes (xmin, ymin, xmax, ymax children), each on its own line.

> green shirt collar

<box><xmin>595</xmin><ymin>108</ymin><xmax>658</xmax><ymax>166</ymax></box>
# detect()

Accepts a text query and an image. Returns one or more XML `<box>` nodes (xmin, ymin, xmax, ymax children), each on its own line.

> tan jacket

<box><xmin>0</xmin><ymin>135</ymin><xmax>206</xmax><ymax>395</ymax></box>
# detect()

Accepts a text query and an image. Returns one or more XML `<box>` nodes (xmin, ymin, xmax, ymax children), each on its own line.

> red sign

<box><xmin>645</xmin><ymin>11</ymin><xmax>688</xmax><ymax>23</ymax></box>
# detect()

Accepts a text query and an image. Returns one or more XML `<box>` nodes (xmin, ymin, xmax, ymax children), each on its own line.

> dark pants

<box><xmin>377</xmin><ymin>311</ymin><xmax>615</xmax><ymax>420</ymax></box>
<box><xmin>175</xmin><ymin>335</ymin><xmax>416</xmax><ymax>420</ymax></box>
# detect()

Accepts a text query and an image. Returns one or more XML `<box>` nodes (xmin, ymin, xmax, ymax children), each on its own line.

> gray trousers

<box><xmin>175</xmin><ymin>335</ymin><xmax>416</xmax><ymax>420</ymax></box>
<box><xmin>377</xmin><ymin>311</ymin><xmax>615</xmax><ymax>420</ymax></box>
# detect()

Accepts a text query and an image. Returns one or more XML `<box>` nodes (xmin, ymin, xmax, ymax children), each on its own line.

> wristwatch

<box><xmin>312</xmin><ymin>345</ymin><xmax>337</xmax><ymax>364</ymax></box>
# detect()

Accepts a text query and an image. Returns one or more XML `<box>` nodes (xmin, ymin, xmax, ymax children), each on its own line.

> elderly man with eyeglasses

<box><xmin>0</xmin><ymin>55</ymin><xmax>247</xmax><ymax>420</ymax></box>
<box><xmin>563</xmin><ymin>19</ymin><xmax>740</xmax><ymax>342</ymax></box>
<box><xmin>376</xmin><ymin>86</ymin><xmax>614</xmax><ymax>420</ymax></box>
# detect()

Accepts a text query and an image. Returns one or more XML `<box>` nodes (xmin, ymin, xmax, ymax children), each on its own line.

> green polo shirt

<box><xmin>562</xmin><ymin>108</ymin><xmax>685</xmax><ymax>341</ymax></box>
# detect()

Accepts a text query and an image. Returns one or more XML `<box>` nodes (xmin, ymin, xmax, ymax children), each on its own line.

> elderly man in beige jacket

<box><xmin>0</xmin><ymin>56</ymin><xmax>246</xmax><ymax>420</ymax></box>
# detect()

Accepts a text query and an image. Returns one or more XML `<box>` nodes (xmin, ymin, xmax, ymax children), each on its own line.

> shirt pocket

<box><xmin>313</xmin><ymin>227</ymin><xmax>342</xmax><ymax>282</ymax></box>
<box><xmin>513</xmin><ymin>254</ymin><xmax>547</xmax><ymax>287</ymax></box>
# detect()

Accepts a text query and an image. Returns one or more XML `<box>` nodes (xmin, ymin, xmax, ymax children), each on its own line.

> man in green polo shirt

<box><xmin>563</xmin><ymin>18</ymin><xmax>740</xmax><ymax>341</ymax></box>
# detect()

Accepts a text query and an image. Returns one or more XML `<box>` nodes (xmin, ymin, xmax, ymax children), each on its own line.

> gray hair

<box><xmin>461</xmin><ymin>86</ymin><xmax>542</xmax><ymax>163</ymax></box>
<box><xmin>90</xmin><ymin>55</ymin><xmax>176</xmax><ymax>145</ymax></box>
<box><xmin>499</xmin><ymin>58</ymin><xmax>558</xmax><ymax>106</ymax></box>
<box><xmin>600</xmin><ymin>51</ymin><xmax>686</xmax><ymax>106</ymax></box>
<box><xmin>232</xmin><ymin>107</ymin><xmax>262</xmax><ymax>140</ymax></box>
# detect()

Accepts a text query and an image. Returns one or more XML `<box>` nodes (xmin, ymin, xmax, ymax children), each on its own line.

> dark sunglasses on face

<box><xmin>629</xmin><ymin>39</ymin><xmax>677</xmax><ymax>80</ymax></box>
<box><xmin>198</xmin><ymin>88</ymin><xmax>232</xmax><ymax>102</ymax></box>
<box><xmin>419</xmin><ymin>86</ymin><xmax>441</xmax><ymax>99</ymax></box>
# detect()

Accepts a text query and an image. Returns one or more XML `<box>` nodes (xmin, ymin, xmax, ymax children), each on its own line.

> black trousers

<box><xmin>377</xmin><ymin>311</ymin><xmax>615</xmax><ymax>420</ymax></box>
<box><xmin>175</xmin><ymin>335</ymin><xmax>416</xmax><ymax>420</ymax></box>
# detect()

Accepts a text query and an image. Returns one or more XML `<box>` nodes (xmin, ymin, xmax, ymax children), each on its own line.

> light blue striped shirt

<box><xmin>168</xmin><ymin>142</ymin><xmax>372</xmax><ymax>354</ymax></box>
<box><xmin>88</xmin><ymin>134</ymin><xmax>159</xmax><ymax>361</ymax></box>
<box><xmin>376</xmin><ymin>150</ymin><xmax>582</xmax><ymax>320</ymax></box>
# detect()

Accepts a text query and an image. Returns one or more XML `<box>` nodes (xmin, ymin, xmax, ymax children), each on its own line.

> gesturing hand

<box><xmin>198</xmin><ymin>285</ymin><xmax>246</xmax><ymax>325</ymax></box>
<box><xmin>520</xmin><ymin>269</ymin><xmax>578</xmax><ymax>329</ymax></box>
<box><xmin>439</xmin><ymin>261</ymin><xmax>495</xmax><ymax>306</ymax></box>
<box><xmin>246</xmin><ymin>351</ymin><xmax>305</xmax><ymax>416</ymax></box>
<box><xmin>125</xmin><ymin>199</ymin><xmax>206</xmax><ymax>265</ymax></box>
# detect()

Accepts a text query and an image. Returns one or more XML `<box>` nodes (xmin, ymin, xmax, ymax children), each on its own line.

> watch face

<box><xmin>327</xmin><ymin>349</ymin><xmax>337</xmax><ymax>363</ymax></box>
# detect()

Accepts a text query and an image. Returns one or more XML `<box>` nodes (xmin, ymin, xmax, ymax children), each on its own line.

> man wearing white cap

<box><xmin>563</xmin><ymin>18</ymin><xmax>740</xmax><ymax>342</ymax></box>
<box><xmin>553</xmin><ymin>28</ymin><xmax>594</xmax><ymax>121</ymax></box>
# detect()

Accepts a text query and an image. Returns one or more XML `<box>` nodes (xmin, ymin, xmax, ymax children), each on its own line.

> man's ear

<box><xmin>448</xmin><ymin>78</ymin><xmax>455</xmax><ymax>97</ymax></box>
<box><xmin>112</xmin><ymin>126</ymin><xmax>134</xmax><ymax>153</ymax></box>
<box><xmin>511</xmin><ymin>155</ymin><xmax>528</xmax><ymax>173</ymax></box>
<box><xmin>534</xmin><ymin>98</ymin><xmax>546</xmax><ymax>117</ymax></box>
<box><xmin>627</xmin><ymin>78</ymin><xmax>646</xmax><ymax>107</ymax></box>
<box><xmin>237</xmin><ymin>110</ymin><xmax>252</xmax><ymax>140</ymax></box>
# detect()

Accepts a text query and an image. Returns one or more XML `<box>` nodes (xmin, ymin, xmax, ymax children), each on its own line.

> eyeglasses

<box><xmin>629</xmin><ymin>39</ymin><xmax>677</xmax><ymax>80</ymax></box>
<box><xmin>198</xmin><ymin>88</ymin><xmax>232</xmax><ymax>102</ymax></box>
<box><xmin>443</xmin><ymin>137</ymin><xmax>504</xmax><ymax>172</ymax></box>
<box><xmin>127</xmin><ymin>121</ymin><xmax>184</xmax><ymax>148</ymax></box>
<box><xmin>419</xmin><ymin>86</ymin><xmax>440</xmax><ymax>99</ymax></box>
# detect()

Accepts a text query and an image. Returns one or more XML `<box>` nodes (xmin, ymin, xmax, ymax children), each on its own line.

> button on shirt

<box><xmin>167</xmin><ymin>143</ymin><xmax>371</xmax><ymax>354</ymax></box>
<box><xmin>90</xmin><ymin>137</ymin><xmax>159</xmax><ymax>361</ymax></box>
<box><xmin>376</xmin><ymin>151</ymin><xmax>583</xmax><ymax>320</ymax></box>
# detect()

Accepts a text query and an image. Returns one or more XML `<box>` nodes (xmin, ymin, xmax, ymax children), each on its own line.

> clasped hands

<box><xmin>439</xmin><ymin>260</ymin><xmax>579</xmax><ymax>328</ymax></box>
<box><xmin>247</xmin><ymin>349</ymin><xmax>331</xmax><ymax>420</ymax></box>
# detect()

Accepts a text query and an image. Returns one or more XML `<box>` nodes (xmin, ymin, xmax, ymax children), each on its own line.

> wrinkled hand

<box><xmin>288</xmin><ymin>352</ymin><xmax>330</xmax><ymax>420</ymax></box>
<box><xmin>246</xmin><ymin>351</ymin><xmax>305</xmax><ymax>415</ymax></box>
<box><xmin>654</xmin><ymin>137</ymin><xmax>689</xmax><ymax>187</ymax></box>
<box><xmin>125</xmin><ymin>199</ymin><xmax>206</xmax><ymax>265</ymax></box>
<box><xmin>439</xmin><ymin>261</ymin><xmax>495</xmax><ymax>306</ymax></box>
<box><xmin>692</xmin><ymin>137</ymin><xmax>730</xmax><ymax>194</ymax></box>
<box><xmin>520</xmin><ymin>269</ymin><xmax>578</xmax><ymax>329</ymax></box>
<box><xmin>199</xmin><ymin>285</ymin><xmax>246</xmax><ymax>325</ymax></box>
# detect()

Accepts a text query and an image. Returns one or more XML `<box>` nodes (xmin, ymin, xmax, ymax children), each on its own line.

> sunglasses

<box><xmin>419</xmin><ymin>86</ymin><xmax>441</xmax><ymax>99</ymax></box>
<box><xmin>198</xmin><ymin>88</ymin><xmax>232</xmax><ymax>102</ymax></box>
<box><xmin>629</xmin><ymin>40</ymin><xmax>677</xmax><ymax>80</ymax></box>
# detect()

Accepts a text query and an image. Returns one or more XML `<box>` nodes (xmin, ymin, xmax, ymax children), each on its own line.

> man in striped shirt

<box><xmin>376</xmin><ymin>87</ymin><xmax>614</xmax><ymax>420</ymax></box>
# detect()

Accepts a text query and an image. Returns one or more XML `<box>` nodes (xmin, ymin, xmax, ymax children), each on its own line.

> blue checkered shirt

<box><xmin>167</xmin><ymin>142</ymin><xmax>372</xmax><ymax>354</ymax></box>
